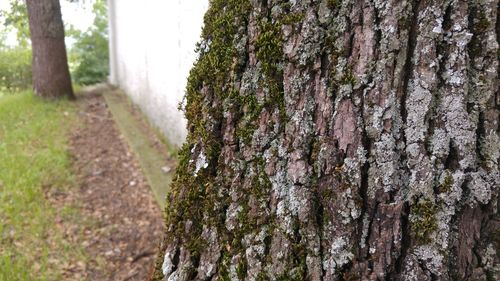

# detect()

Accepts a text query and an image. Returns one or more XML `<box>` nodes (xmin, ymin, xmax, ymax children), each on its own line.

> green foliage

<box><xmin>0</xmin><ymin>0</ymin><xmax>110</xmax><ymax>91</ymax></box>
<box><xmin>0</xmin><ymin>46</ymin><xmax>32</xmax><ymax>92</ymax></box>
<box><xmin>0</xmin><ymin>0</ymin><xmax>29</xmax><ymax>47</ymax></box>
<box><xmin>68</xmin><ymin>0</ymin><xmax>109</xmax><ymax>85</ymax></box>
<box><xmin>0</xmin><ymin>1</ymin><xmax>31</xmax><ymax>91</ymax></box>
<box><xmin>0</xmin><ymin>91</ymin><xmax>85</xmax><ymax>281</ymax></box>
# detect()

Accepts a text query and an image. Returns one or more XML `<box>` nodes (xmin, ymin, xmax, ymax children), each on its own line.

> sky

<box><xmin>0</xmin><ymin>0</ymin><xmax>96</xmax><ymax>46</ymax></box>
<box><xmin>61</xmin><ymin>0</ymin><xmax>95</xmax><ymax>30</ymax></box>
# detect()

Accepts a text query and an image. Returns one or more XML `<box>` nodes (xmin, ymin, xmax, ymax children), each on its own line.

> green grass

<box><xmin>0</xmin><ymin>91</ymin><xmax>84</xmax><ymax>280</ymax></box>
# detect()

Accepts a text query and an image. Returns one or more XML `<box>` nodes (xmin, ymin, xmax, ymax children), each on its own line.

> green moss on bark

<box><xmin>160</xmin><ymin>1</ymin><xmax>253</xmax><ymax>279</ymax></box>
<box><xmin>410</xmin><ymin>199</ymin><xmax>439</xmax><ymax>244</ymax></box>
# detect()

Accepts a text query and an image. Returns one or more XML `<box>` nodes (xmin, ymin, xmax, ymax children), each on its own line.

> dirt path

<box><xmin>66</xmin><ymin>89</ymin><xmax>164</xmax><ymax>280</ymax></box>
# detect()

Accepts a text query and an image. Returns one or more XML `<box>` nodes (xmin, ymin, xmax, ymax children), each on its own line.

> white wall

<box><xmin>108</xmin><ymin>0</ymin><xmax>208</xmax><ymax>147</ymax></box>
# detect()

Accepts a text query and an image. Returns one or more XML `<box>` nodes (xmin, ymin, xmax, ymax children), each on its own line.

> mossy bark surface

<box><xmin>154</xmin><ymin>0</ymin><xmax>499</xmax><ymax>280</ymax></box>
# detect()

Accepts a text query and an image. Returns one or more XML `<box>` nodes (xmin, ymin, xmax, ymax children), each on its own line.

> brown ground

<box><xmin>60</xmin><ymin>90</ymin><xmax>164</xmax><ymax>280</ymax></box>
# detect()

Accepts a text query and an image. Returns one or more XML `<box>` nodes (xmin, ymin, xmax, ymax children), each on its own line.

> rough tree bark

<box><xmin>26</xmin><ymin>0</ymin><xmax>74</xmax><ymax>99</ymax></box>
<box><xmin>154</xmin><ymin>0</ymin><xmax>499</xmax><ymax>280</ymax></box>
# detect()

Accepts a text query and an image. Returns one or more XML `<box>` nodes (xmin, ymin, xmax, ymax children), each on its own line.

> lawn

<box><xmin>0</xmin><ymin>91</ymin><xmax>85</xmax><ymax>280</ymax></box>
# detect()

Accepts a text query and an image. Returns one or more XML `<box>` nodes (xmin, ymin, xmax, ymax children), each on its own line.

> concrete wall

<box><xmin>108</xmin><ymin>0</ymin><xmax>208</xmax><ymax>147</ymax></box>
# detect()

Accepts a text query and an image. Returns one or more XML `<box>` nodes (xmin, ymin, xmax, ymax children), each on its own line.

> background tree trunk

<box><xmin>154</xmin><ymin>0</ymin><xmax>499</xmax><ymax>280</ymax></box>
<box><xmin>26</xmin><ymin>0</ymin><xmax>74</xmax><ymax>99</ymax></box>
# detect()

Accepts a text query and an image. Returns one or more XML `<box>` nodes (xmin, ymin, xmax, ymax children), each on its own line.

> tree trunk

<box><xmin>26</xmin><ymin>0</ymin><xmax>74</xmax><ymax>99</ymax></box>
<box><xmin>154</xmin><ymin>0</ymin><xmax>499</xmax><ymax>280</ymax></box>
